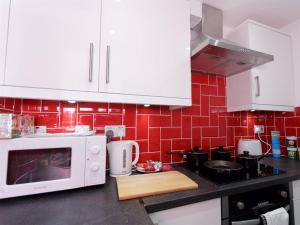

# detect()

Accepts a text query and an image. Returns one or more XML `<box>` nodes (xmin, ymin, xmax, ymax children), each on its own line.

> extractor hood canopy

<box><xmin>191</xmin><ymin>4</ymin><xmax>274</xmax><ymax>76</ymax></box>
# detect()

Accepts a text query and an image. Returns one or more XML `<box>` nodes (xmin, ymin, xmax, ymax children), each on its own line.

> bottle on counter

<box><xmin>286</xmin><ymin>136</ymin><xmax>298</xmax><ymax>160</ymax></box>
<box><xmin>271</xmin><ymin>131</ymin><xmax>281</xmax><ymax>158</ymax></box>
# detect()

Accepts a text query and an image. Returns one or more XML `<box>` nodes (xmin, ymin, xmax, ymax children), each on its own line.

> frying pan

<box><xmin>204</xmin><ymin>160</ymin><xmax>243</xmax><ymax>172</ymax></box>
<box><xmin>203</xmin><ymin>160</ymin><xmax>244</xmax><ymax>183</ymax></box>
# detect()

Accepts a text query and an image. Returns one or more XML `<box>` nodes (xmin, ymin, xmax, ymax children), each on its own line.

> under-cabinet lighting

<box><xmin>144</xmin><ymin>104</ymin><xmax>150</xmax><ymax>107</ymax></box>
<box><xmin>68</xmin><ymin>100</ymin><xmax>76</xmax><ymax>104</ymax></box>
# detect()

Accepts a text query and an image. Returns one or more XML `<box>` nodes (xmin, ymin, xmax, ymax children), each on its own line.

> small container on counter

<box><xmin>286</xmin><ymin>136</ymin><xmax>298</xmax><ymax>160</ymax></box>
<box><xmin>286</xmin><ymin>136</ymin><xmax>298</xmax><ymax>148</ymax></box>
<box><xmin>287</xmin><ymin>147</ymin><xmax>298</xmax><ymax>160</ymax></box>
<box><xmin>271</xmin><ymin>131</ymin><xmax>281</xmax><ymax>158</ymax></box>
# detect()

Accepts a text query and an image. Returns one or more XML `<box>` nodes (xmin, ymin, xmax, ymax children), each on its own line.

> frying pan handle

<box><xmin>257</xmin><ymin>154</ymin><xmax>264</xmax><ymax>161</ymax></box>
<box><xmin>166</xmin><ymin>151</ymin><xmax>185</xmax><ymax>156</ymax></box>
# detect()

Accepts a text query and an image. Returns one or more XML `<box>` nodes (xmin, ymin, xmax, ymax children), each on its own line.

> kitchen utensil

<box><xmin>238</xmin><ymin>139</ymin><xmax>262</xmax><ymax>156</ymax></box>
<box><xmin>236</xmin><ymin>151</ymin><xmax>259</xmax><ymax>173</ymax></box>
<box><xmin>211</xmin><ymin>146</ymin><xmax>231</xmax><ymax>161</ymax></box>
<box><xmin>167</xmin><ymin>146</ymin><xmax>209</xmax><ymax>171</ymax></box>
<box><xmin>203</xmin><ymin>160</ymin><xmax>243</xmax><ymax>183</ymax></box>
<box><xmin>204</xmin><ymin>160</ymin><xmax>243</xmax><ymax>171</ymax></box>
<box><xmin>116</xmin><ymin>171</ymin><xmax>198</xmax><ymax>200</ymax></box>
<box><xmin>107</xmin><ymin>140</ymin><xmax>139</xmax><ymax>177</ymax></box>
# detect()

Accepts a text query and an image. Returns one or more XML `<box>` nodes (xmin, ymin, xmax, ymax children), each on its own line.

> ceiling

<box><xmin>192</xmin><ymin>0</ymin><xmax>300</xmax><ymax>29</ymax></box>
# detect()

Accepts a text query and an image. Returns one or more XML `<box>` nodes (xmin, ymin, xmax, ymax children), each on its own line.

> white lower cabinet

<box><xmin>293</xmin><ymin>180</ymin><xmax>300</xmax><ymax>225</ymax></box>
<box><xmin>294</xmin><ymin>200</ymin><xmax>300</xmax><ymax>225</ymax></box>
<box><xmin>149</xmin><ymin>198</ymin><xmax>222</xmax><ymax>225</ymax></box>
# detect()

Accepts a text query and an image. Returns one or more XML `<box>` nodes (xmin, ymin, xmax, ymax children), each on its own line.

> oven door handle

<box><xmin>231</xmin><ymin>218</ymin><xmax>261</xmax><ymax>225</ymax></box>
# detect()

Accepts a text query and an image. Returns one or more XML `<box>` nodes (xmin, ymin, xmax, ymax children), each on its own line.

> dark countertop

<box><xmin>1</xmin><ymin>157</ymin><xmax>300</xmax><ymax>225</ymax></box>
<box><xmin>0</xmin><ymin>177</ymin><xmax>153</xmax><ymax>225</ymax></box>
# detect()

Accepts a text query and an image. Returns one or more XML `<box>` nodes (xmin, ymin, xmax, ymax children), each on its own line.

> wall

<box><xmin>1</xmin><ymin>73</ymin><xmax>300</xmax><ymax>163</ymax></box>
<box><xmin>282</xmin><ymin>19</ymin><xmax>300</xmax><ymax>106</ymax></box>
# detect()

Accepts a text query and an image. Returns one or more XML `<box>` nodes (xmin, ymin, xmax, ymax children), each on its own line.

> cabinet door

<box><xmin>294</xmin><ymin>200</ymin><xmax>300</xmax><ymax>225</ymax></box>
<box><xmin>100</xmin><ymin>0</ymin><xmax>191</xmax><ymax>98</ymax></box>
<box><xmin>249</xmin><ymin>24</ymin><xmax>294</xmax><ymax>107</ymax></box>
<box><xmin>5</xmin><ymin>0</ymin><xmax>101</xmax><ymax>92</ymax></box>
<box><xmin>0</xmin><ymin>0</ymin><xmax>10</xmax><ymax>85</ymax></box>
<box><xmin>293</xmin><ymin>180</ymin><xmax>300</xmax><ymax>200</ymax></box>
<box><xmin>149</xmin><ymin>198</ymin><xmax>222</xmax><ymax>225</ymax></box>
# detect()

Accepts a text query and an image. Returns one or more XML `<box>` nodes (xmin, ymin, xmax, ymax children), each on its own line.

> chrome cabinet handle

<box><xmin>89</xmin><ymin>43</ymin><xmax>94</xmax><ymax>82</ymax></box>
<box><xmin>255</xmin><ymin>76</ymin><xmax>260</xmax><ymax>97</ymax></box>
<box><xmin>106</xmin><ymin>45</ymin><xmax>110</xmax><ymax>84</ymax></box>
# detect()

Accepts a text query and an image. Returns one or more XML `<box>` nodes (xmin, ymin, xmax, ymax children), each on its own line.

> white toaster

<box><xmin>238</xmin><ymin>139</ymin><xmax>262</xmax><ymax>156</ymax></box>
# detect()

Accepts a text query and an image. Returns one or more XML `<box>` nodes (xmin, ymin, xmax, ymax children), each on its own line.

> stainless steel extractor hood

<box><xmin>191</xmin><ymin>4</ymin><xmax>274</xmax><ymax>76</ymax></box>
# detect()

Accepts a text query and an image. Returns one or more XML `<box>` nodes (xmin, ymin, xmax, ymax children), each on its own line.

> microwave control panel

<box><xmin>85</xmin><ymin>135</ymin><xmax>107</xmax><ymax>186</ymax></box>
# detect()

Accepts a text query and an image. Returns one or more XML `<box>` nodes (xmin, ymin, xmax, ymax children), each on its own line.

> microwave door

<box><xmin>7</xmin><ymin>148</ymin><xmax>72</xmax><ymax>185</ymax></box>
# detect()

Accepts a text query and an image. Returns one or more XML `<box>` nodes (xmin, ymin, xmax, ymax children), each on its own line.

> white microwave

<box><xmin>0</xmin><ymin>135</ymin><xmax>106</xmax><ymax>199</ymax></box>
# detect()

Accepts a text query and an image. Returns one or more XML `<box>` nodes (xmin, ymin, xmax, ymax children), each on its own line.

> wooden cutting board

<box><xmin>116</xmin><ymin>171</ymin><xmax>198</xmax><ymax>200</ymax></box>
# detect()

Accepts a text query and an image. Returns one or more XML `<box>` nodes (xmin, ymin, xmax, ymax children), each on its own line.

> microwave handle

<box><xmin>231</xmin><ymin>218</ymin><xmax>261</xmax><ymax>225</ymax></box>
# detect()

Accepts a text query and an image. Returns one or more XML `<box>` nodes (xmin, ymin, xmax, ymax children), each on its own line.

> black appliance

<box><xmin>222</xmin><ymin>184</ymin><xmax>291</xmax><ymax>225</ymax></box>
<box><xmin>199</xmin><ymin>163</ymin><xmax>286</xmax><ymax>185</ymax></box>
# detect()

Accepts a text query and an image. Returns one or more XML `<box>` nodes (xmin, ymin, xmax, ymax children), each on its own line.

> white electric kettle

<box><xmin>107</xmin><ymin>140</ymin><xmax>139</xmax><ymax>177</ymax></box>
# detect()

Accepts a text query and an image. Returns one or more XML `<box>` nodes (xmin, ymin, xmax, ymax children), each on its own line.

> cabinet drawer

<box><xmin>149</xmin><ymin>198</ymin><xmax>221</xmax><ymax>225</ymax></box>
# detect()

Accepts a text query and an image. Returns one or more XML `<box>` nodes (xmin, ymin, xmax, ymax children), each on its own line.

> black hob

<box><xmin>196</xmin><ymin>163</ymin><xmax>286</xmax><ymax>185</ymax></box>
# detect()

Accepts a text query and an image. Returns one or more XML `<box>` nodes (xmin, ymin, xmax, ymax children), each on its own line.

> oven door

<box><xmin>230</xmin><ymin>205</ymin><xmax>290</xmax><ymax>225</ymax></box>
<box><xmin>0</xmin><ymin>137</ymin><xmax>86</xmax><ymax>199</ymax></box>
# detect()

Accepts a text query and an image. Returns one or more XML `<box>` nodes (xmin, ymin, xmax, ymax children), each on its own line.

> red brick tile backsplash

<box><xmin>0</xmin><ymin>72</ymin><xmax>299</xmax><ymax>163</ymax></box>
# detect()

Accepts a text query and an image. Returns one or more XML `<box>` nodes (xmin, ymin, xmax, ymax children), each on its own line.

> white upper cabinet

<box><xmin>99</xmin><ymin>0</ymin><xmax>191</xmax><ymax>99</ymax></box>
<box><xmin>226</xmin><ymin>20</ymin><xmax>295</xmax><ymax>112</ymax></box>
<box><xmin>0</xmin><ymin>0</ymin><xmax>191</xmax><ymax>106</ymax></box>
<box><xmin>4</xmin><ymin>0</ymin><xmax>101</xmax><ymax>92</ymax></box>
<box><xmin>0</xmin><ymin>0</ymin><xmax>10</xmax><ymax>85</ymax></box>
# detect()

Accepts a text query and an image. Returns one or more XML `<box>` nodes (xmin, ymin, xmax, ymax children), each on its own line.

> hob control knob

<box><xmin>91</xmin><ymin>146</ymin><xmax>100</xmax><ymax>155</ymax></box>
<box><xmin>280</xmin><ymin>190</ymin><xmax>288</xmax><ymax>198</ymax></box>
<box><xmin>237</xmin><ymin>201</ymin><xmax>245</xmax><ymax>210</ymax></box>
<box><xmin>90</xmin><ymin>163</ymin><xmax>100</xmax><ymax>172</ymax></box>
